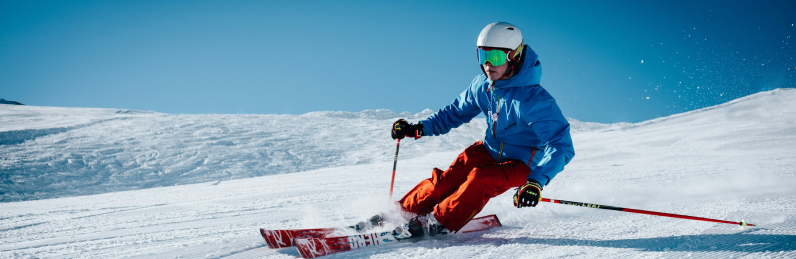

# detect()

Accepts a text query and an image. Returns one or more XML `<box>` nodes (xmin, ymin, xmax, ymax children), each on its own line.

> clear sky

<box><xmin>1</xmin><ymin>0</ymin><xmax>794</xmax><ymax>123</ymax></box>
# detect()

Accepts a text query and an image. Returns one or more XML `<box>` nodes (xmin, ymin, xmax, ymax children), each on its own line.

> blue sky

<box><xmin>1</xmin><ymin>0</ymin><xmax>794</xmax><ymax>123</ymax></box>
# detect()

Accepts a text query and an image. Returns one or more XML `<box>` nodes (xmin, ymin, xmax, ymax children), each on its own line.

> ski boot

<box><xmin>393</xmin><ymin>214</ymin><xmax>450</xmax><ymax>239</ymax></box>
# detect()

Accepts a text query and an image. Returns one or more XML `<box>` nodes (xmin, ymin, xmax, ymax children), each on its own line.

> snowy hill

<box><xmin>0</xmin><ymin>107</ymin><xmax>482</xmax><ymax>202</ymax></box>
<box><xmin>1</xmin><ymin>88</ymin><xmax>795</xmax><ymax>258</ymax></box>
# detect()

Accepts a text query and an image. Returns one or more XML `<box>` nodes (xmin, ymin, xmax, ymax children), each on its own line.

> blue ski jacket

<box><xmin>419</xmin><ymin>46</ymin><xmax>574</xmax><ymax>186</ymax></box>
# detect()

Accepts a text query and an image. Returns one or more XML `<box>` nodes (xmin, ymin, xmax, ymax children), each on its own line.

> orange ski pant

<box><xmin>399</xmin><ymin>141</ymin><xmax>530</xmax><ymax>232</ymax></box>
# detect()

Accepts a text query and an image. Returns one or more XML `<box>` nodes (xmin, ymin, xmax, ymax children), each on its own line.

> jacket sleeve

<box><xmin>527</xmin><ymin>119</ymin><xmax>574</xmax><ymax>186</ymax></box>
<box><xmin>419</xmin><ymin>79</ymin><xmax>483</xmax><ymax>136</ymax></box>
<box><xmin>521</xmin><ymin>94</ymin><xmax>575</xmax><ymax>186</ymax></box>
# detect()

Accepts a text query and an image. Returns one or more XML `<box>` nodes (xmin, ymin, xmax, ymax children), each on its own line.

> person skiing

<box><xmin>391</xmin><ymin>22</ymin><xmax>575</xmax><ymax>237</ymax></box>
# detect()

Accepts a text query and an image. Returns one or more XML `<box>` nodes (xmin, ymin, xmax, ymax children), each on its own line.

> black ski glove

<box><xmin>513</xmin><ymin>180</ymin><xmax>542</xmax><ymax>208</ymax></box>
<box><xmin>392</xmin><ymin>119</ymin><xmax>423</xmax><ymax>140</ymax></box>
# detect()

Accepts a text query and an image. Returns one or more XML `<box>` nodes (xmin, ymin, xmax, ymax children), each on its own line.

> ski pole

<box><xmin>389</xmin><ymin>139</ymin><xmax>400</xmax><ymax>202</ymax></box>
<box><xmin>541</xmin><ymin>198</ymin><xmax>753</xmax><ymax>227</ymax></box>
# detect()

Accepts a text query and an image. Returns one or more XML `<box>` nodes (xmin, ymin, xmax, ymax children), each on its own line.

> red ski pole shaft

<box><xmin>541</xmin><ymin>198</ymin><xmax>754</xmax><ymax>227</ymax></box>
<box><xmin>389</xmin><ymin>139</ymin><xmax>400</xmax><ymax>202</ymax></box>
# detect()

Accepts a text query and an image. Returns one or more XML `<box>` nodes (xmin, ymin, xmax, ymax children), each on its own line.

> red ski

<box><xmin>260</xmin><ymin>228</ymin><xmax>337</xmax><ymax>249</ymax></box>
<box><xmin>294</xmin><ymin>214</ymin><xmax>502</xmax><ymax>258</ymax></box>
<box><xmin>261</xmin><ymin>215</ymin><xmax>384</xmax><ymax>249</ymax></box>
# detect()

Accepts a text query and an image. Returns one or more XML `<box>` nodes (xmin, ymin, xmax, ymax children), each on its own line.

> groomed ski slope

<box><xmin>1</xmin><ymin>88</ymin><xmax>795</xmax><ymax>258</ymax></box>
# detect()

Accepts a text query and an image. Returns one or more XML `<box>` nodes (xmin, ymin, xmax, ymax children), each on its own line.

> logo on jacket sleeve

<box><xmin>537</xmin><ymin>142</ymin><xmax>557</xmax><ymax>167</ymax></box>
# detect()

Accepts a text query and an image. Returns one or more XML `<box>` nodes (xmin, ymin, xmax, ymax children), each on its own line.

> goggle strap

<box><xmin>511</xmin><ymin>42</ymin><xmax>524</xmax><ymax>60</ymax></box>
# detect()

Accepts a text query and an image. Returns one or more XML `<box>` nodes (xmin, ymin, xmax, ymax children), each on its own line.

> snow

<box><xmin>2</xmin><ymin>88</ymin><xmax>796</xmax><ymax>258</ymax></box>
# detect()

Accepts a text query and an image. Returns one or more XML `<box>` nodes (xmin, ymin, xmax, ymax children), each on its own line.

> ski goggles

<box><xmin>477</xmin><ymin>47</ymin><xmax>510</xmax><ymax>66</ymax></box>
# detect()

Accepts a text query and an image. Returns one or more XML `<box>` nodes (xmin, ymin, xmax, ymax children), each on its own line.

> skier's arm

<box><xmin>527</xmin><ymin>119</ymin><xmax>574</xmax><ymax>186</ymax></box>
<box><xmin>419</xmin><ymin>80</ymin><xmax>482</xmax><ymax>136</ymax></box>
<box><xmin>520</xmin><ymin>94</ymin><xmax>575</xmax><ymax>186</ymax></box>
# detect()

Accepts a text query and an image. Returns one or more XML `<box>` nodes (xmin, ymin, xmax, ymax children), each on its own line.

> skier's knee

<box><xmin>467</xmin><ymin>166</ymin><xmax>496</xmax><ymax>182</ymax></box>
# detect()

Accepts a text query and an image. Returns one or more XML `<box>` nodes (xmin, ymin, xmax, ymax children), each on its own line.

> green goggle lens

<box><xmin>477</xmin><ymin>48</ymin><xmax>508</xmax><ymax>66</ymax></box>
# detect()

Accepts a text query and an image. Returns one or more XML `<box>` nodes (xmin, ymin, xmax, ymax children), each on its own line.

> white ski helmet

<box><xmin>477</xmin><ymin>22</ymin><xmax>526</xmax><ymax>78</ymax></box>
<box><xmin>477</xmin><ymin>22</ymin><xmax>523</xmax><ymax>51</ymax></box>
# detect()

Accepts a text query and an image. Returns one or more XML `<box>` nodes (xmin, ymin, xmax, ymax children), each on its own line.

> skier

<box><xmin>391</xmin><ymin>22</ymin><xmax>575</xmax><ymax>237</ymax></box>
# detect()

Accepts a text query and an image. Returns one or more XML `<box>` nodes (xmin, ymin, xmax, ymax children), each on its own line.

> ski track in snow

<box><xmin>1</xmin><ymin>88</ymin><xmax>795</xmax><ymax>258</ymax></box>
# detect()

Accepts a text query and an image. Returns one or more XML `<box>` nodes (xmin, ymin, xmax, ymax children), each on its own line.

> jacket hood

<box><xmin>489</xmin><ymin>45</ymin><xmax>542</xmax><ymax>88</ymax></box>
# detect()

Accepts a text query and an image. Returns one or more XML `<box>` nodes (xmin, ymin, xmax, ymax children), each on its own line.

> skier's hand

<box><xmin>513</xmin><ymin>180</ymin><xmax>542</xmax><ymax>208</ymax></box>
<box><xmin>392</xmin><ymin>119</ymin><xmax>423</xmax><ymax>140</ymax></box>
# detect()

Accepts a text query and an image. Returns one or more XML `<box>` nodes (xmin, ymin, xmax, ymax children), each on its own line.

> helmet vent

<box><xmin>507</xmin><ymin>27</ymin><xmax>514</xmax><ymax>30</ymax></box>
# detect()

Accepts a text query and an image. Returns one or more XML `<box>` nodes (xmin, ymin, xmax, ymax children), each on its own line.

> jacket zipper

<box><xmin>490</xmin><ymin>83</ymin><xmax>504</xmax><ymax>162</ymax></box>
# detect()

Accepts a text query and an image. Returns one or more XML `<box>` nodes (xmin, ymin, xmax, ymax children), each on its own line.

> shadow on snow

<box><xmin>505</xmin><ymin>230</ymin><xmax>795</xmax><ymax>253</ymax></box>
